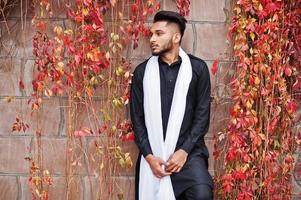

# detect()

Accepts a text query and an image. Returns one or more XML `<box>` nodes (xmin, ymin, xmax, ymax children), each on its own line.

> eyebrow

<box><xmin>150</xmin><ymin>29</ymin><xmax>165</xmax><ymax>34</ymax></box>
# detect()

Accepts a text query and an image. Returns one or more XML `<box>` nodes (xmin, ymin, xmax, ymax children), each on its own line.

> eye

<box><xmin>156</xmin><ymin>31</ymin><xmax>164</xmax><ymax>36</ymax></box>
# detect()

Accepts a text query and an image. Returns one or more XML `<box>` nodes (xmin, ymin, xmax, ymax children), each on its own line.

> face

<box><xmin>149</xmin><ymin>21</ymin><xmax>181</xmax><ymax>56</ymax></box>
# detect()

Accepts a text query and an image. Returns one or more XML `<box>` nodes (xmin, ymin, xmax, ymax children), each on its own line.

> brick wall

<box><xmin>1</xmin><ymin>0</ymin><xmax>300</xmax><ymax>199</ymax></box>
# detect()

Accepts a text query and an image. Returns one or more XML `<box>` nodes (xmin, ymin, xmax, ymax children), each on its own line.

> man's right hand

<box><xmin>145</xmin><ymin>154</ymin><xmax>172</xmax><ymax>178</ymax></box>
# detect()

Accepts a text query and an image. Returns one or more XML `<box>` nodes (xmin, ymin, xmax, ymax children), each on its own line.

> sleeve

<box><xmin>180</xmin><ymin>62</ymin><xmax>211</xmax><ymax>154</ymax></box>
<box><xmin>130</xmin><ymin>68</ymin><xmax>153</xmax><ymax>158</ymax></box>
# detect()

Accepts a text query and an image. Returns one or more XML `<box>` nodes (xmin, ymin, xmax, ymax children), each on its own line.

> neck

<box><xmin>160</xmin><ymin>47</ymin><xmax>180</xmax><ymax>65</ymax></box>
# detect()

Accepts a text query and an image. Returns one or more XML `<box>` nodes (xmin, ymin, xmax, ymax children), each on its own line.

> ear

<box><xmin>173</xmin><ymin>32</ymin><xmax>181</xmax><ymax>44</ymax></box>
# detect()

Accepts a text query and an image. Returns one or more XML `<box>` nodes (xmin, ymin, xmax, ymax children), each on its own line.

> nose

<box><xmin>150</xmin><ymin>34</ymin><xmax>156</xmax><ymax>44</ymax></box>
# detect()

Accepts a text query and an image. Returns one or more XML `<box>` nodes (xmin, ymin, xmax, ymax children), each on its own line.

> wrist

<box><xmin>179</xmin><ymin>149</ymin><xmax>188</xmax><ymax>156</ymax></box>
<box><xmin>145</xmin><ymin>154</ymin><xmax>154</xmax><ymax>163</ymax></box>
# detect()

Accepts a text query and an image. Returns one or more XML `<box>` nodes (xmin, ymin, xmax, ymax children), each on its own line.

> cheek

<box><xmin>157</xmin><ymin>35</ymin><xmax>171</xmax><ymax>45</ymax></box>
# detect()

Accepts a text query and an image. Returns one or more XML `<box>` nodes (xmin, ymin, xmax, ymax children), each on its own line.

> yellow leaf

<box><xmin>43</xmin><ymin>170</ymin><xmax>50</xmax><ymax>175</ymax></box>
<box><xmin>119</xmin><ymin>158</ymin><xmax>125</xmax><ymax>168</ymax></box>
<box><xmin>64</xmin><ymin>29</ymin><xmax>73</xmax><ymax>35</ymax></box>
<box><xmin>44</xmin><ymin>89</ymin><xmax>53</xmax><ymax>97</ymax></box>
<box><xmin>234</xmin><ymin>6</ymin><xmax>241</xmax><ymax>14</ymax></box>
<box><xmin>254</xmin><ymin>76</ymin><xmax>260</xmax><ymax>85</ymax></box>
<box><xmin>113</xmin><ymin>34</ymin><xmax>119</xmax><ymax>41</ymax></box>
<box><xmin>35</xmin><ymin>189</ymin><xmax>40</xmax><ymax>197</ymax></box>
<box><xmin>111</xmin><ymin>125</ymin><xmax>117</xmax><ymax>132</ymax></box>
<box><xmin>82</xmin><ymin>8</ymin><xmax>89</xmax><ymax>16</ymax></box>
<box><xmin>53</xmin><ymin>26</ymin><xmax>63</xmax><ymax>35</ymax></box>
<box><xmin>100</xmin><ymin>162</ymin><xmax>104</xmax><ymax>170</ymax></box>
<box><xmin>246</xmin><ymin>101</ymin><xmax>252</xmax><ymax>109</ymax></box>
<box><xmin>86</xmin><ymin>52</ymin><xmax>93</xmax><ymax>60</ymax></box>
<box><xmin>117</xmin><ymin>193</ymin><xmax>124</xmax><ymax>200</ymax></box>
<box><xmin>4</xmin><ymin>96</ymin><xmax>14</xmax><ymax>103</ymax></box>
<box><xmin>105</xmin><ymin>52</ymin><xmax>110</xmax><ymax>60</ymax></box>
<box><xmin>250</xmin><ymin>48</ymin><xmax>253</xmax><ymax>55</ymax></box>
<box><xmin>90</xmin><ymin>76</ymin><xmax>98</xmax><ymax>85</ymax></box>
<box><xmin>250</xmin><ymin>32</ymin><xmax>255</xmax><ymax>41</ymax></box>
<box><xmin>251</xmin><ymin>109</ymin><xmax>257</xmax><ymax>116</ymax></box>
<box><xmin>259</xmin><ymin>134</ymin><xmax>266</xmax><ymax>140</ymax></box>
<box><xmin>125</xmin><ymin>156</ymin><xmax>133</xmax><ymax>168</ymax></box>
<box><xmin>119</xmin><ymin>12</ymin><xmax>123</xmax><ymax>18</ymax></box>
<box><xmin>116</xmin><ymin>67</ymin><xmax>124</xmax><ymax>76</ymax></box>
<box><xmin>124</xmin><ymin>71</ymin><xmax>130</xmax><ymax>79</ymax></box>
<box><xmin>56</xmin><ymin>61</ymin><xmax>64</xmax><ymax>74</ymax></box>
<box><xmin>125</xmin><ymin>152</ymin><xmax>130</xmax><ymax>158</ymax></box>
<box><xmin>258</xmin><ymin>4</ymin><xmax>263</xmax><ymax>11</ymax></box>
<box><xmin>112</xmin><ymin>46</ymin><xmax>117</xmax><ymax>53</ymax></box>
<box><xmin>117</xmin><ymin>43</ymin><xmax>123</xmax><ymax>49</ymax></box>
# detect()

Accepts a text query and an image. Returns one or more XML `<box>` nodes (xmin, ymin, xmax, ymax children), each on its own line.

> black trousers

<box><xmin>176</xmin><ymin>184</ymin><xmax>213</xmax><ymax>200</ymax></box>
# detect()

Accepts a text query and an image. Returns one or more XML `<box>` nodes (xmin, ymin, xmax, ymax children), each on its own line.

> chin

<box><xmin>152</xmin><ymin>52</ymin><xmax>160</xmax><ymax>56</ymax></box>
<box><xmin>151</xmin><ymin>50</ymin><xmax>162</xmax><ymax>56</ymax></box>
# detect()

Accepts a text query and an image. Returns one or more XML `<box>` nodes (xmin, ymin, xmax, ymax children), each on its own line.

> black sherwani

<box><xmin>130</xmin><ymin>54</ymin><xmax>213</xmax><ymax>199</ymax></box>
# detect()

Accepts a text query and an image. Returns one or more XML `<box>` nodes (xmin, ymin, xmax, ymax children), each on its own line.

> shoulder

<box><xmin>133</xmin><ymin>58</ymin><xmax>150</xmax><ymax>76</ymax></box>
<box><xmin>188</xmin><ymin>54</ymin><xmax>209</xmax><ymax>74</ymax></box>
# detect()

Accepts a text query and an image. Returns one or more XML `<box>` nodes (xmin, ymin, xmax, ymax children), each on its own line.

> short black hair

<box><xmin>153</xmin><ymin>10</ymin><xmax>187</xmax><ymax>38</ymax></box>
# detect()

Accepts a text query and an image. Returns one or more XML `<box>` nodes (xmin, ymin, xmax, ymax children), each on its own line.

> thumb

<box><xmin>157</xmin><ymin>158</ymin><xmax>167</xmax><ymax>166</ymax></box>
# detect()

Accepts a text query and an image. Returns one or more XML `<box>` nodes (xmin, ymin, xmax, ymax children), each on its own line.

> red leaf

<box><xmin>287</xmin><ymin>100</ymin><xmax>297</xmax><ymax>113</ymax></box>
<box><xmin>284</xmin><ymin>66</ymin><xmax>292</xmax><ymax>76</ymax></box>
<box><xmin>74</xmin><ymin>15</ymin><xmax>84</xmax><ymax>23</ymax></box>
<box><xmin>265</xmin><ymin>2</ymin><xmax>281</xmax><ymax>14</ymax></box>
<box><xmin>267</xmin><ymin>117</ymin><xmax>278</xmax><ymax>133</ymax></box>
<box><xmin>35</xmin><ymin>21</ymin><xmax>46</xmax><ymax>32</ymax></box>
<box><xmin>83</xmin><ymin>0</ymin><xmax>92</xmax><ymax>6</ymax></box>
<box><xmin>293</xmin><ymin>78</ymin><xmax>301</xmax><ymax>91</ymax></box>
<box><xmin>19</xmin><ymin>80</ymin><xmax>25</xmax><ymax>90</ymax></box>
<box><xmin>155</xmin><ymin>3</ymin><xmax>160</xmax><ymax>10</ymax></box>
<box><xmin>74</xmin><ymin>127</ymin><xmax>92</xmax><ymax>138</ymax></box>
<box><xmin>75</xmin><ymin>54</ymin><xmax>81</xmax><ymax>65</ymax></box>
<box><xmin>211</xmin><ymin>59</ymin><xmax>219</xmax><ymax>75</ymax></box>
<box><xmin>131</xmin><ymin>4</ymin><xmax>139</xmax><ymax>13</ymax></box>
<box><xmin>122</xmin><ymin>132</ymin><xmax>135</xmax><ymax>141</ymax></box>
<box><xmin>98</xmin><ymin>125</ymin><xmax>107</xmax><ymax>134</ymax></box>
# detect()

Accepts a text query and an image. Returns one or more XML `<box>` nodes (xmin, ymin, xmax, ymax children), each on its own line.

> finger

<box><xmin>167</xmin><ymin>155</ymin><xmax>173</xmax><ymax>164</ymax></box>
<box><xmin>158</xmin><ymin>169</ymin><xmax>172</xmax><ymax>177</ymax></box>
<box><xmin>154</xmin><ymin>172</ymin><xmax>162</xmax><ymax>178</ymax></box>
<box><xmin>166</xmin><ymin>162</ymin><xmax>177</xmax><ymax>171</ymax></box>
<box><xmin>169</xmin><ymin>165</ymin><xmax>181</xmax><ymax>173</ymax></box>
<box><xmin>169</xmin><ymin>165</ymin><xmax>180</xmax><ymax>173</ymax></box>
<box><xmin>176</xmin><ymin>167</ymin><xmax>181</xmax><ymax>173</ymax></box>
<box><xmin>158</xmin><ymin>158</ymin><xmax>168</xmax><ymax>166</ymax></box>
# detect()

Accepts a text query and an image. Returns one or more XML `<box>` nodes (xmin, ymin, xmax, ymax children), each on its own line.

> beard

<box><xmin>151</xmin><ymin>39</ymin><xmax>173</xmax><ymax>56</ymax></box>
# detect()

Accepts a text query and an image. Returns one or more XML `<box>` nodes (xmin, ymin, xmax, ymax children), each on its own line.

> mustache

<box><xmin>150</xmin><ymin>43</ymin><xmax>158</xmax><ymax>47</ymax></box>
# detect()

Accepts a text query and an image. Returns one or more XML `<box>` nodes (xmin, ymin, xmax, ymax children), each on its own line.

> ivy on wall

<box><xmin>214</xmin><ymin>0</ymin><xmax>301</xmax><ymax>199</ymax></box>
<box><xmin>11</xmin><ymin>0</ymin><xmax>191</xmax><ymax>199</ymax></box>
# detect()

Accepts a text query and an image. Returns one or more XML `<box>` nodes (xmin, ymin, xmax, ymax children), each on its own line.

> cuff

<box><xmin>140</xmin><ymin>141</ymin><xmax>153</xmax><ymax>158</ymax></box>
<box><xmin>180</xmin><ymin>138</ymin><xmax>194</xmax><ymax>154</ymax></box>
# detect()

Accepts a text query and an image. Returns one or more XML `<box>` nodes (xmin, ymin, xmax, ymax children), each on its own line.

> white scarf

<box><xmin>139</xmin><ymin>48</ymin><xmax>192</xmax><ymax>200</ymax></box>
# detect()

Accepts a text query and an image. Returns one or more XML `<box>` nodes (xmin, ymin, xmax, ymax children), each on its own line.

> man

<box><xmin>130</xmin><ymin>10</ymin><xmax>213</xmax><ymax>200</ymax></box>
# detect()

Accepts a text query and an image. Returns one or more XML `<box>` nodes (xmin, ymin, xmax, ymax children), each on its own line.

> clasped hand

<box><xmin>145</xmin><ymin>149</ymin><xmax>188</xmax><ymax>179</ymax></box>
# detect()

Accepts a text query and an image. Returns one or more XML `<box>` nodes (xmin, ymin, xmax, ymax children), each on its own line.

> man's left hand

<box><xmin>166</xmin><ymin>149</ymin><xmax>188</xmax><ymax>173</ymax></box>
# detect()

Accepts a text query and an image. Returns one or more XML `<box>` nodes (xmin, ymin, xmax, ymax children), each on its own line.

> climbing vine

<box><xmin>214</xmin><ymin>0</ymin><xmax>301</xmax><ymax>199</ymax></box>
<box><xmin>176</xmin><ymin>0</ymin><xmax>190</xmax><ymax>16</ymax></box>
<box><xmin>13</xmin><ymin>0</ymin><xmax>192</xmax><ymax>199</ymax></box>
<box><xmin>27</xmin><ymin>0</ymin><xmax>161</xmax><ymax>199</ymax></box>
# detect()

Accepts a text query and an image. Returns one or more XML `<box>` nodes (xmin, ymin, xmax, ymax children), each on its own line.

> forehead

<box><xmin>150</xmin><ymin>21</ymin><xmax>170</xmax><ymax>32</ymax></box>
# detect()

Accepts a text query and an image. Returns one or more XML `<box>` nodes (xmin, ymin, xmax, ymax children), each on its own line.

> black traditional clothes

<box><xmin>130</xmin><ymin>54</ymin><xmax>213</xmax><ymax>199</ymax></box>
